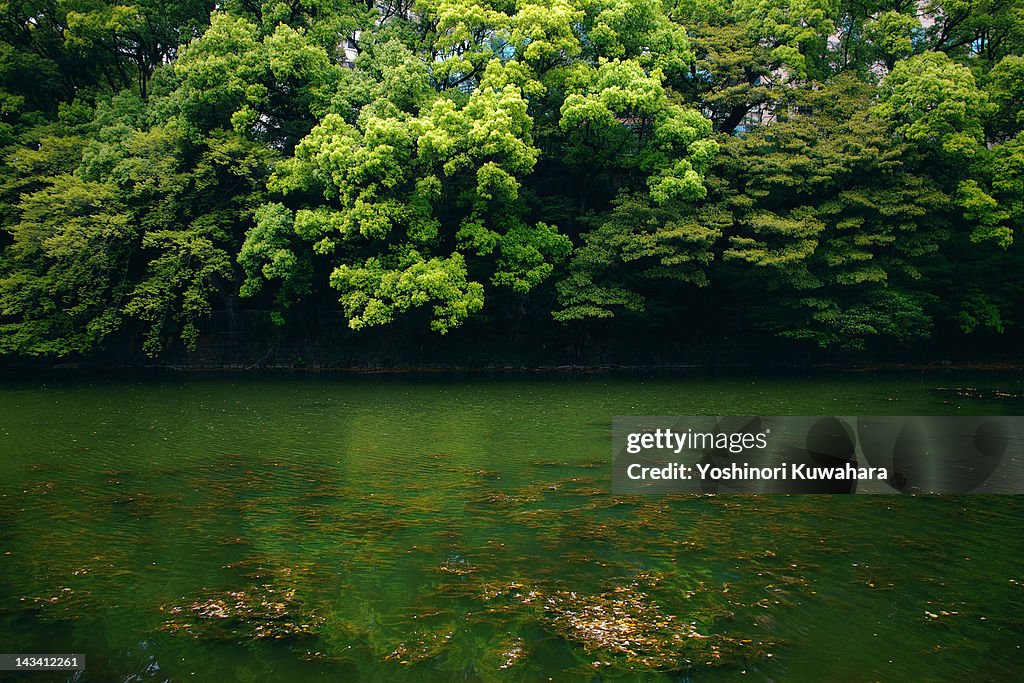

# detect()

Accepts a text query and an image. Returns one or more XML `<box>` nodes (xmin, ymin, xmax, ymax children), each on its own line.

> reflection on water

<box><xmin>0</xmin><ymin>372</ymin><xmax>1023</xmax><ymax>681</ymax></box>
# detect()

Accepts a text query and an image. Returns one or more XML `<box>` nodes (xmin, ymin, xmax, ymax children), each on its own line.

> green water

<box><xmin>1</xmin><ymin>371</ymin><xmax>1022</xmax><ymax>682</ymax></box>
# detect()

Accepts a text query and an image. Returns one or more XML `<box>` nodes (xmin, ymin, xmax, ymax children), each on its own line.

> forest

<box><xmin>0</xmin><ymin>0</ymin><xmax>1022</xmax><ymax>364</ymax></box>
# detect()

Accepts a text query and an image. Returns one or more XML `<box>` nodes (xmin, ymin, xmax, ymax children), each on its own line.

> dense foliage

<box><xmin>1</xmin><ymin>0</ymin><xmax>1022</xmax><ymax>359</ymax></box>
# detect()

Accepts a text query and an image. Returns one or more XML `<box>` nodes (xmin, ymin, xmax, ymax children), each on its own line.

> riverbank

<box><xmin>4</xmin><ymin>359</ymin><xmax>1022</xmax><ymax>373</ymax></box>
<box><xmin>4</xmin><ymin>301</ymin><xmax>1022</xmax><ymax>372</ymax></box>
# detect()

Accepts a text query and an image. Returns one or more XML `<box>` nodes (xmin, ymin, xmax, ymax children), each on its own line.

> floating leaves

<box><xmin>160</xmin><ymin>573</ymin><xmax>324</xmax><ymax>641</ymax></box>
<box><xmin>541</xmin><ymin>583</ymin><xmax>774</xmax><ymax>670</ymax></box>
<box><xmin>17</xmin><ymin>586</ymin><xmax>93</xmax><ymax>620</ymax></box>
<box><xmin>934</xmin><ymin>386</ymin><xmax>1024</xmax><ymax>401</ymax></box>
<box><xmin>498</xmin><ymin>636</ymin><xmax>526</xmax><ymax>669</ymax></box>
<box><xmin>385</xmin><ymin>628</ymin><xmax>454</xmax><ymax>665</ymax></box>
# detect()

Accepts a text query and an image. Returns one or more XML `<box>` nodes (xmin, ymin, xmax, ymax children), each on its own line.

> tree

<box><xmin>716</xmin><ymin>77</ymin><xmax>949</xmax><ymax>348</ymax></box>
<box><xmin>670</xmin><ymin>0</ymin><xmax>840</xmax><ymax>133</ymax></box>
<box><xmin>243</xmin><ymin>57</ymin><xmax>571</xmax><ymax>331</ymax></box>
<box><xmin>0</xmin><ymin>174</ymin><xmax>134</xmax><ymax>355</ymax></box>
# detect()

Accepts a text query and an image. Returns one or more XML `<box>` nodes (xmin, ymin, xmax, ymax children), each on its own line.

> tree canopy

<box><xmin>1</xmin><ymin>0</ymin><xmax>1022</xmax><ymax>360</ymax></box>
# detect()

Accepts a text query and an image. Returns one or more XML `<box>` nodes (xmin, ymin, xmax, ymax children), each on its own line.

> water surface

<box><xmin>1</xmin><ymin>371</ymin><xmax>1022</xmax><ymax>681</ymax></box>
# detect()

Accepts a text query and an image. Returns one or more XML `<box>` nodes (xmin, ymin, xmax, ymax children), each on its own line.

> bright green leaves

<box><xmin>248</xmin><ymin>66</ymin><xmax>567</xmax><ymax>333</ymax></box>
<box><xmin>226</xmin><ymin>0</ymin><xmax>373</xmax><ymax>56</ymax></box>
<box><xmin>560</xmin><ymin>60</ymin><xmax>666</xmax><ymax>131</ymax></box>
<box><xmin>417</xmin><ymin>0</ymin><xmax>696</xmax><ymax>95</ymax></box>
<box><xmin>986</xmin><ymin>55</ymin><xmax>1024</xmax><ymax>143</ymax></box>
<box><xmin>172</xmin><ymin>14</ymin><xmax>267</xmax><ymax>136</ymax></box>
<box><xmin>422</xmin><ymin>83</ymin><xmax>537</xmax><ymax>178</ymax></box>
<box><xmin>648</xmin><ymin>158</ymin><xmax>710</xmax><ymax>204</ymax></box>
<box><xmin>869</xmin><ymin>49</ymin><xmax>1024</xmax><ymax>256</ymax></box>
<box><xmin>240</xmin><ymin>203</ymin><xmax>307</xmax><ymax>299</ymax></box>
<box><xmin>63</xmin><ymin>3</ymin><xmax>140</xmax><ymax>53</ymax></box>
<box><xmin>264</xmin><ymin>21</ymin><xmax>337</xmax><ymax>94</ymax></box>
<box><xmin>865</xmin><ymin>11</ymin><xmax>921</xmax><ymax>67</ymax></box>
<box><xmin>0</xmin><ymin>175</ymin><xmax>134</xmax><ymax>355</ymax></box>
<box><xmin>475</xmin><ymin>162</ymin><xmax>519</xmax><ymax>203</ymax></box>
<box><xmin>415</xmin><ymin>0</ymin><xmax>517</xmax><ymax>88</ymax></box>
<box><xmin>330</xmin><ymin>251</ymin><xmax>484</xmax><ymax>333</ymax></box>
<box><xmin>3</xmin><ymin>0</ymin><xmax>1020</xmax><ymax>360</ymax></box>
<box><xmin>876</xmin><ymin>52</ymin><xmax>990</xmax><ymax>158</ymax></box>
<box><xmin>874</xmin><ymin>51</ymin><xmax>1019</xmax><ymax>252</ymax></box>
<box><xmin>558</xmin><ymin>58</ymin><xmax>715</xmax><ymax>203</ymax></box>
<box><xmin>581</xmin><ymin>0</ymin><xmax>691</xmax><ymax>75</ymax></box>
<box><xmin>198</xmin><ymin>0</ymin><xmax>716</xmax><ymax>337</ymax></box>
<box><xmin>352</xmin><ymin>39</ymin><xmax>434</xmax><ymax>117</ymax></box>
<box><xmin>951</xmin><ymin>131</ymin><xmax>1024</xmax><ymax>257</ymax></box>
<box><xmin>992</xmin><ymin>133</ymin><xmax>1024</xmax><ymax>232</ymax></box>
<box><xmin>493</xmin><ymin>221</ymin><xmax>571</xmax><ymax>292</ymax></box>
<box><xmin>510</xmin><ymin>0</ymin><xmax>582</xmax><ymax>67</ymax></box>
<box><xmin>269</xmin><ymin>77</ymin><xmax>537</xmax><ymax>252</ymax></box>
<box><xmin>955</xmin><ymin>179</ymin><xmax>1012</xmax><ymax>248</ymax></box>
<box><xmin>733</xmin><ymin>0</ymin><xmax>839</xmax><ymax>77</ymax></box>
<box><xmin>171</xmin><ymin>13</ymin><xmax>340</xmax><ymax>147</ymax></box>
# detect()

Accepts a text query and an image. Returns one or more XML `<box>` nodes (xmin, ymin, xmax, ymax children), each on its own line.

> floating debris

<box><xmin>19</xmin><ymin>586</ymin><xmax>92</xmax><ymax>620</ymax></box>
<box><xmin>935</xmin><ymin>387</ymin><xmax>1024</xmax><ymax>401</ymax></box>
<box><xmin>386</xmin><ymin>628</ymin><xmax>453</xmax><ymax>665</ymax></box>
<box><xmin>542</xmin><ymin>584</ymin><xmax>774</xmax><ymax>670</ymax></box>
<box><xmin>498</xmin><ymin>636</ymin><xmax>526</xmax><ymax>669</ymax></box>
<box><xmin>161</xmin><ymin>578</ymin><xmax>323</xmax><ymax>641</ymax></box>
<box><xmin>478</xmin><ymin>580</ymin><xmax>545</xmax><ymax>613</ymax></box>
<box><xmin>438</xmin><ymin>551</ymin><xmax>477</xmax><ymax>576</ymax></box>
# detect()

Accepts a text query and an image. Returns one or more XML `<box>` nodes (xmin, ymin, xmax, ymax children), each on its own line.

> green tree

<box><xmin>717</xmin><ymin>78</ymin><xmax>949</xmax><ymax>348</ymax></box>
<box><xmin>671</xmin><ymin>0</ymin><xmax>839</xmax><ymax>133</ymax></box>
<box><xmin>0</xmin><ymin>174</ymin><xmax>133</xmax><ymax>354</ymax></box>
<box><xmin>243</xmin><ymin>58</ymin><xmax>570</xmax><ymax>331</ymax></box>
